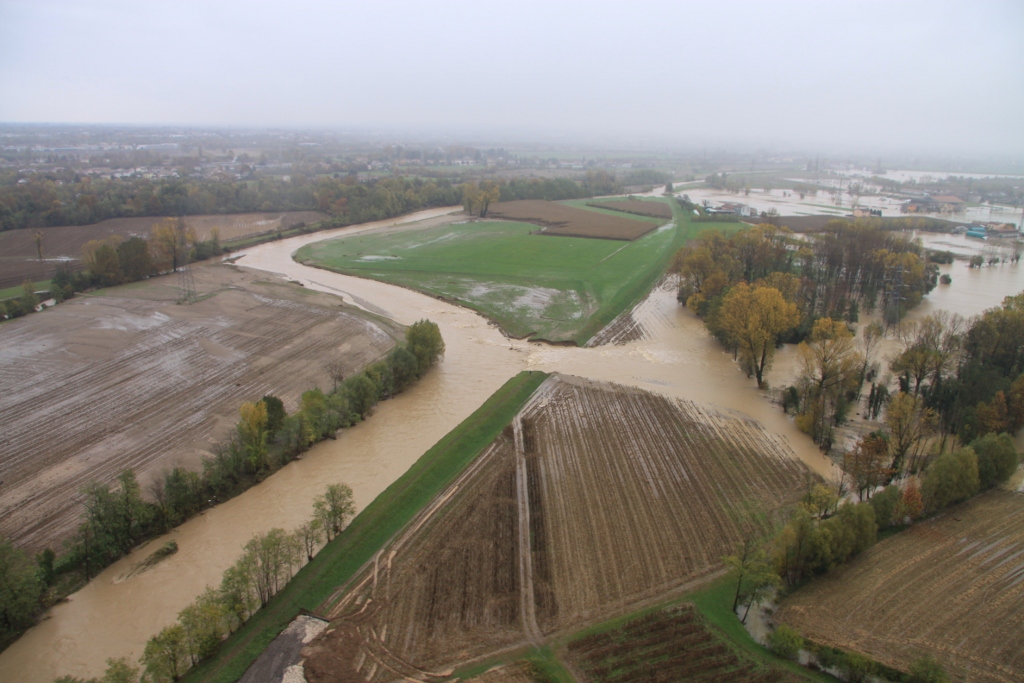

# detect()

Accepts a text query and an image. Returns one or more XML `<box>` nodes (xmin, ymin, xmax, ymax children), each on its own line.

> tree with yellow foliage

<box><xmin>716</xmin><ymin>283</ymin><xmax>800</xmax><ymax>388</ymax></box>
<box><xmin>794</xmin><ymin>318</ymin><xmax>863</xmax><ymax>448</ymax></box>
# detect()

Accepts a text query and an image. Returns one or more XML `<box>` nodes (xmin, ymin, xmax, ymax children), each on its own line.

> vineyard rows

<box><xmin>566</xmin><ymin>604</ymin><xmax>801</xmax><ymax>683</ymax></box>
<box><xmin>307</xmin><ymin>375</ymin><xmax>813</xmax><ymax>681</ymax></box>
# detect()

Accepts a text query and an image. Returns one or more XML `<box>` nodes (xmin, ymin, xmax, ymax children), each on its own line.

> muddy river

<box><xmin>2</xmin><ymin>208</ymin><xmax>1022</xmax><ymax>681</ymax></box>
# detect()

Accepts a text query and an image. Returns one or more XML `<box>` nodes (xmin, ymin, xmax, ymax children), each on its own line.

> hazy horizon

<box><xmin>2</xmin><ymin>0</ymin><xmax>1022</xmax><ymax>157</ymax></box>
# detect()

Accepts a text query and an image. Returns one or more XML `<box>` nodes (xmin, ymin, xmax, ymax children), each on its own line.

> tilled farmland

<box><xmin>0</xmin><ymin>263</ymin><xmax>400</xmax><ymax>552</ymax></box>
<box><xmin>521</xmin><ymin>376</ymin><xmax>808</xmax><ymax>633</ymax></box>
<box><xmin>586</xmin><ymin>200</ymin><xmax>674</xmax><ymax>221</ymax></box>
<box><xmin>566</xmin><ymin>604</ymin><xmax>802</xmax><ymax>683</ymax></box>
<box><xmin>0</xmin><ymin>210</ymin><xmax>326</xmax><ymax>289</ymax></box>
<box><xmin>776</xmin><ymin>490</ymin><xmax>1024</xmax><ymax>683</ymax></box>
<box><xmin>305</xmin><ymin>375</ymin><xmax>811</xmax><ymax>680</ymax></box>
<box><xmin>486</xmin><ymin>201</ymin><xmax>661</xmax><ymax>241</ymax></box>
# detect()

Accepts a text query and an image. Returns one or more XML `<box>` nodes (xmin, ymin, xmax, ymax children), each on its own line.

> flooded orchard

<box><xmin>2</xmin><ymin>208</ymin><xmax>1022</xmax><ymax>682</ymax></box>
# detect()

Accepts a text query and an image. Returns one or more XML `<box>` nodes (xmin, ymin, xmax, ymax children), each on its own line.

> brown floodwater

<box><xmin>2</xmin><ymin>209</ymin><xmax>1021</xmax><ymax>682</ymax></box>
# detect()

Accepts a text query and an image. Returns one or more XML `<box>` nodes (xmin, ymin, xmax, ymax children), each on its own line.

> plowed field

<box><xmin>0</xmin><ymin>211</ymin><xmax>327</xmax><ymax>289</ymax></box>
<box><xmin>585</xmin><ymin>200</ymin><xmax>674</xmax><ymax>220</ymax></box>
<box><xmin>306</xmin><ymin>430</ymin><xmax>525</xmax><ymax>681</ymax></box>
<box><xmin>0</xmin><ymin>263</ymin><xmax>399</xmax><ymax>552</ymax></box>
<box><xmin>777</xmin><ymin>490</ymin><xmax>1024</xmax><ymax>683</ymax></box>
<box><xmin>566</xmin><ymin>604</ymin><xmax>802</xmax><ymax>683</ymax></box>
<box><xmin>521</xmin><ymin>376</ymin><xmax>808</xmax><ymax>633</ymax></box>
<box><xmin>487</xmin><ymin>201</ymin><xmax>660</xmax><ymax>241</ymax></box>
<box><xmin>304</xmin><ymin>374</ymin><xmax>811</xmax><ymax>679</ymax></box>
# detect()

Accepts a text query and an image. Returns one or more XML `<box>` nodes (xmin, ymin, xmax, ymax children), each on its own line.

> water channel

<box><xmin>2</xmin><ymin>209</ymin><xmax>1022</xmax><ymax>682</ymax></box>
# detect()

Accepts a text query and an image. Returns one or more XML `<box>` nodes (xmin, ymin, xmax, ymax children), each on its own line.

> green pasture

<box><xmin>296</xmin><ymin>198</ymin><xmax>742</xmax><ymax>344</ymax></box>
<box><xmin>0</xmin><ymin>279</ymin><xmax>51</xmax><ymax>300</ymax></box>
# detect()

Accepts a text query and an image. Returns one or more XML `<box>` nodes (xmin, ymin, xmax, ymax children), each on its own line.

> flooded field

<box><xmin>2</xmin><ymin>206</ymin><xmax>1023</xmax><ymax>682</ymax></box>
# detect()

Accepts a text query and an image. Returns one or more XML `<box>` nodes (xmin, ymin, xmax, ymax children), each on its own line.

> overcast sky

<box><xmin>1</xmin><ymin>0</ymin><xmax>1022</xmax><ymax>155</ymax></box>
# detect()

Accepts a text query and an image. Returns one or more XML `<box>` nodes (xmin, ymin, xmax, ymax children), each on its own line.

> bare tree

<box><xmin>325</xmin><ymin>359</ymin><xmax>345</xmax><ymax>392</ymax></box>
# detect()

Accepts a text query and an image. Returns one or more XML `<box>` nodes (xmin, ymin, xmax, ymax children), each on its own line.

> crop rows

<box><xmin>586</xmin><ymin>200</ymin><xmax>674</xmax><ymax>220</ymax></box>
<box><xmin>311</xmin><ymin>432</ymin><xmax>527</xmax><ymax>681</ymax></box>
<box><xmin>778</xmin><ymin>489</ymin><xmax>1024</xmax><ymax>683</ymax></box>
<box><xmin>567</xmin><ymin>605</ymin><xmax>801</xmax><ymax>683</ymax></box>
<box><xmin>0</xmin><ymin>266</ymin><xmax>396</xmax><ymax>551</ymax></box>
<box><xmin>487</xmin><ymin>200</ymin><xmax>659</xmax><ymax>241</ymax></box>
<box><xmin>521</xmin><ymin>376</ymin><xmax>808</xmax><ymax>632</ymax></box>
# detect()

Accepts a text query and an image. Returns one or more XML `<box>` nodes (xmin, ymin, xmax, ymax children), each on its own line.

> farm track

<box><xmin>306</xmin><ymin>374</ymin><xmax>812</xmax><ymax>681</ymax></box>
<box><xmin>0</xmin><ymin>264</ymin><xmax>398</xmax><ymax>552</ymax></box>
<box><xmin>777</xmin><ymin>489</ymin><xmax>1024</xmax><ymax>683</ymax></box>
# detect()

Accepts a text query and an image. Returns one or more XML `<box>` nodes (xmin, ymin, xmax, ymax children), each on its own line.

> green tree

<box><xmin>0</xmin><ymin>535</ymin><xmax>43</xmax><ymax>633</ymax></box>
<box><xmin>922</xmin><ymin>447</ymin><xmax>980</xmax><ymax>513</ymax></box>
<box><xmin>141</xmin><ymin>624</ymin><xmax>188</xmax><ymax>682</ymax></box>
<box><xmin>969</xmin><ymin>432</ymin><xmax>1020</xmax><ymax>489</ymax></box>
<box><xmin>313</xmin><ymin>483</ymin><xmax>356</xmax><ymax>540</ymax></box>
<box><xmin>178</xmin><ymin>587</ymin><xmax>227</xmax><ymax>665</ymax></box>
<box><xmin>101</xmin><ymin>657</ymin><xmax>140</xmax><ymax>683</ymax></box>
<box><xmin>116</xmin><ymin>237</ymin><xmax>155</xmax><ymax>282</ymax></box>
<box><xmin>297</xmin><ymin>518</ymin><xmax>324</xmax><ymax>562</ymax></box>
<box><xmin>909</xmin><ymin>655</ymin><xmax>950</xmax><ymax>683</ymax></box>
<box><xmin>260</xmin><ymin>395</ymin><xmax>286</xmax><ymax>439</ymax></box>
<box><xmin>405</xmin><ymin>319</ymin><xmax>445</xmax><ymax>375</ymax></box>
<box><xmin>768</xmin><ymin>624</ymin><xmax>803</xmax><ymax>660</ymax></box>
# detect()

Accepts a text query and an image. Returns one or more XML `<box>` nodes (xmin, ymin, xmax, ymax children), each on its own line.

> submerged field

<box><xmin>0</xmin><ymin>263</ymin><xmax>400</xmax><ymax>552</ymax></box>
<box><xmin>294</xmin><ymin>203</ymin><xmax>683</xmax><ymax>344</ymax></box>
<box><xmin>777</xmin><ymin>490</ymin><xmax>1024</xmax><ymax>683</ymax></box>
<box><xmin>300</xmin><ymin>374</ymin><xmax>811</xmax><ymax>681</ymax></box>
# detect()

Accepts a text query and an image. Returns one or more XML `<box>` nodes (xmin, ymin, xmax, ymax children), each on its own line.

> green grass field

<box><xmin>0</xmin><ymin>279</ymin><xmax>51</xmax><ymax>301</ymax></box>
<box><xmin>296</xmin><ymin>199</ymin><xmax>743</xmax><ymax>344</ymax></box>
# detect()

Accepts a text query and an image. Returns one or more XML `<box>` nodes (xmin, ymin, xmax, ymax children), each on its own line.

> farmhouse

<box><xmin>707</xmin><ymin>201</ymin><xmax>755</xmax><ymax>217</ymax></box>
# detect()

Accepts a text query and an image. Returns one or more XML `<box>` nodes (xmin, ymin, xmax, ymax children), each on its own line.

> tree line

<box><xmin>0</xmin><ymin>320</ymin><xmax>444</xmax><ymax>650</ymax></box>
<box><xmin>49</xmin><ymin>482</ymin><xmax>355</xmax><ymax>683</ymax></box>
<box><xmin>0</xmin><ymin>170</ymin><xmax>625</xmax><ymax>232</ymax></box>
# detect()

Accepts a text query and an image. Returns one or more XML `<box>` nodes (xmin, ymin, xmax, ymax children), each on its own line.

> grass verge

<box><xmin>183</xmin><ymin>370</ymin><xmax>550</xmax><ymax>683</ymax></box>
<box><xmin>0</xmin><ymin>279</ymin><xmax>51</xmax><ymax>300</ymax></box>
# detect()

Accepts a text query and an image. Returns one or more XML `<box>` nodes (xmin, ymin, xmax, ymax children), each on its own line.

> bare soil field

<box><xmin>565</xmin><ymin>604</ymin><xmax>801</xmax><ymax>683</ymax></box>
<box><xmin>0</xmin><ymin>211</ymin><xmax>327</xmax><ymax>289</ymax></box>
<box><xmin>0</xmin><ymin>262</ymin><xmax>400</xmax><ymax>552</ymax></box>
<box><xmin>520</xmin><ymin>376</ymin><xmax>808</xmax><ymax>634</ymax></box>
<box><xmin>468</xmin><ymin>662</ymin><xmax>544</xmax><ymax>683</ymax></box>
<box><xmin>486</xmin><ymin>201</ymin><xmax>660</xmax><ymax>241</ymax></box>
<box><xmin>586</xmin><ymin>200</ymin><xmax>674</xmax><ymax>220</ymax></box>
<box><xmin>306</xmin><ymin>429</ymin><xmax>525</xmax><ymax>681</ymax></box>
<box><xmin>776</xmin><ymin>490</ymin><xmax>1024</xmax><ymax>683</ymax></box>
<box><xmin>302</xmin><ymin>374</ymin><xmax>811</xmax><ymax>680</ymax></box>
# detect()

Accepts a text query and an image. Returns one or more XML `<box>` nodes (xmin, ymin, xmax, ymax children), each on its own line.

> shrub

<box><xmin>769</xmin><ymin>624</ymin><xmax>803</xmax><ymax>660</ymax></box>
<box><xmin>922</xmin><ymin>447</ymin><xmax>980</xmax><ymax>513</ymax></box>
<box><xmin>869</xmin><ymin>485</ymin><xmax>901</xmax><ymax>529</ymax></box>
<box><xmin>909</xmin><ymin>655</ymin><xmax>950</xmax><ymax>683</ymax></box>
<box><xmin>969</xmin><ymin>432</ymin><xmax>1020</xmax><ymax>489</ymax></box>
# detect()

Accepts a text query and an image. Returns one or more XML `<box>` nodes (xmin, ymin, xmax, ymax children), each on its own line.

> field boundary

<box><xmin>182</xmin><ymin>370</ymin><xmax>550</xmax><ymax>683</ymax></box>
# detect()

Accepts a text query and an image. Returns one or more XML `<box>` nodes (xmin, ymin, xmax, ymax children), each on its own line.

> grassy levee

<box><xmin>688</xmin><ymin>577</ymin><xmax>836</xmax><ymax>682</ymax></box>
<box><xmin>182</xmin><ymin>370</ymin><xmax>550</xmax><ymax>683</ymax></box>
<box><xmin>570</xmin><ymin>198</ymin><xmax>683</xmax><ymax>343</ymax></box>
